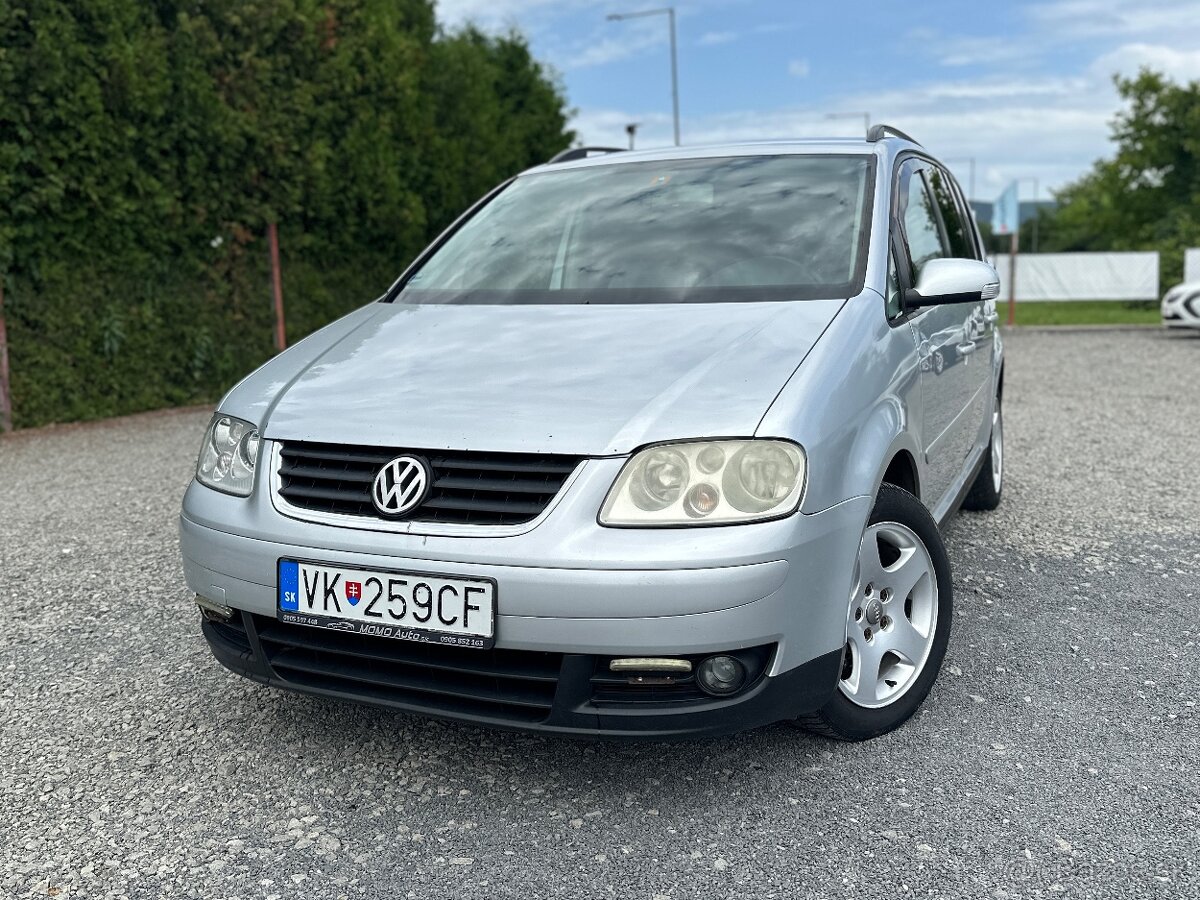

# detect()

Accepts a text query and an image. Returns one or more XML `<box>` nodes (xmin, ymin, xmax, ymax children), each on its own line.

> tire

<box><xmin>932</xmin><ymin>350</ymin><xmax>945</xmax><ymax>375</ymax></box>
<box><xmin>796</xmin><ymin>484</ymin><xmax>953</xmax><ymax>741</ymax></box>
<box><xmin>962</xmin><ymin>388</ymin><xmax>1003</xmax><ymax>512</ymax></box>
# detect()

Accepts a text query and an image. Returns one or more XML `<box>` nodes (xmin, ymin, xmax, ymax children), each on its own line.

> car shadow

<box><xmin>224</xmin><ymin>677</ymin><xmax>947</xmax><ymax>805</ymax></box>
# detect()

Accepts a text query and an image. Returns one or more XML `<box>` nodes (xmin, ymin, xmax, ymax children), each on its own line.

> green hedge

<box><xmin>0</xmin><ymin>0</ymin><xmax>573</xmax><ymax>428</ymax></box>
<box><xmin>4</xmin><ymin>251</ymin><xmax>404</xmax><ymax>424</ymax></box>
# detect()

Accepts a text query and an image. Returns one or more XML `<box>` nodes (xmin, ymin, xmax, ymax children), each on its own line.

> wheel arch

<box><xmin>879</xmin><ymin>448</ymin><xmax>920</xmax><ymax>499</ymax></box>
<box><xmin>841</xmin><ymin>403</ymin><xmax>927</xmax><ymax>511</ymax></box>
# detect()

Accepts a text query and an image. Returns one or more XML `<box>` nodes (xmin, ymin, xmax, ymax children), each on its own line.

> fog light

<box><xmin>697</xmin><ymin>655</ymin><xmax>746</xmax><ymax>696</ymax></box>
<box><xmin>610</xmin><ymin>657</ymin><xmax>692</xmax><ymax>674</ymax></box>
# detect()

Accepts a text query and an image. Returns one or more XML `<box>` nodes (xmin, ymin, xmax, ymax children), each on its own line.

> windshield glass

<box><xmin>396</xmin><ymin>154</ymin><xmax>874</xmax><ymax>304</ymax></box>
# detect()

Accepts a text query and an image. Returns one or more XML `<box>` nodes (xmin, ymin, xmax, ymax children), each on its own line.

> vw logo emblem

<box><xmin>371</xmin><ymin>455</ymin><xmax>430</xmax><ymax>517</ymax></box>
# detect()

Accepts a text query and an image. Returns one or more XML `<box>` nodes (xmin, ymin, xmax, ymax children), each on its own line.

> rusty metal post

<box><xmin>268</xmin><ymin>222</ymin><xmax>286</xmax><ymax>351</ymax></box>
<box><xmin>0</xmin><ymin>277</ymin><xmax>12</xmax><ymax>432</ymax></box>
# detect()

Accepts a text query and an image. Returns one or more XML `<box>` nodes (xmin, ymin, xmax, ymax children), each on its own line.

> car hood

<box><xmin>249</xmin><ymin>299</ymin><xmax>845</xmax><ymax>455</ymax></box>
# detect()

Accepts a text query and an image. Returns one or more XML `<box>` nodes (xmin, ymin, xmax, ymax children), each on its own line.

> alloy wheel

<box><xmin>839</xmin><ymin>522</ymin><xmax>939</xmax><ymax>709</ymax></box>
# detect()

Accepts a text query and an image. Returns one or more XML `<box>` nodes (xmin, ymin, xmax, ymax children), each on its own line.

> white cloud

<box><xmin>1089</xmin><ymin>42</ymin><xmax>1200</xmax><ymax>81</ymax></box>
<box><xmin>916</xmin><ymin>77</ymin><xmax>1089</xmax><ymax>101</ymax></box>
<box><xmin>927</xmin><ymin>0</ymin><xmax>1200</xmax><ymax>71</ymax></box>
<box><xmin>570</xmin><ymin>97</ymin><xmax>1105</xmax><ymax>199</ymax></box>
<box><xmin>697</xmin><ymin>30</ymin><xmax>736</xmax><ymax>47</ymax></box>
<box><xmin>452</xmin><ymin>0</ymin><xmax>1200</xmax><ymax>200</ymax></box>
<box><xmin>806</xmin><ymin>0</ymin><xmax>1200</xmax><ymax>197</ymax></box>
<box><xmin>568</xmin><ymin>59</ymin><xmax>1121</xmax><ymax>199</ymax></box>
<box><xmin>566</xmin><ymin>16</ymin><xmax>669</xmax><ymax>69</ymax></box>
<box><xmin>572</xmin><ymin>34</ymin><xmax>660</xmax><ymax>68</ymax></box>
<box><xmin>937</xmin><ymin>37</ymin><xmax>1038</xmax><ymax>69</ymax></box>
<box><xmin>1027</xmin><ymin>0</ymin><xmax>1200</xmax><ymax>40</ymax></box>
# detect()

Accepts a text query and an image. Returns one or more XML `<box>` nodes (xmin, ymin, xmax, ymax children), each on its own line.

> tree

<box><xmin>1037</xmin><ymin>70</ymin><xmax>1200</xmax><ymax>285</ymax></box>
<box><xmin>0</xmin><ymin>0</ymin><xmax>574</xmax><ymax>427</ymax></box>
<box><xmin>420</xmin><ymin>27</ymin><xmax>574</xmax><ymax>237</ymax></box>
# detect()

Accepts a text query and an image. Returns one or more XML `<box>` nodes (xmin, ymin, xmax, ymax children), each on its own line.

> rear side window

<box><xmin>927</xmin><ymin>167</ymin><xmax>975</xmax><ymax>259</ymax></box>
<box><xmin>900</xmin><ymin>169</ymin><xmax>946</xmax><ymax>271</ymax></box>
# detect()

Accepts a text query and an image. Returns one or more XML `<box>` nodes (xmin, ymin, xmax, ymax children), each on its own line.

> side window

<box><xmin>927</xmin><ymin>167</ymin><xmax>975</xmax><ymax>259</ymax></box>
<box><xmin>901</xmin><ymin>168</ymin><xmax>946</xmax><ymax>272</ymax></box>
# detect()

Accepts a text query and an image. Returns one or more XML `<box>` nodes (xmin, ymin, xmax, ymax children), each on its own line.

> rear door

<box><xmin>895</xmin><ymin>158</ymin><xmax>977</xmax><ymax>506</ymax></box>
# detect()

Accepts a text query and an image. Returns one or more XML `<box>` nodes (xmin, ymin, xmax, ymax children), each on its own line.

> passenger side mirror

<box><xmin>904</xmin><ymin>258</ymin><xmax>1000</xmax><ymax>309</ymax></box>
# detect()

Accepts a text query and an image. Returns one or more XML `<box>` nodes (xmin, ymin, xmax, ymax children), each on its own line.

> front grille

<box><xmin>277</xmin><ymin>441</ymin><xmax>581</xmax><ymax>526</ymax></box>
<box><xmin>254</xmin><ymin>616</ymin><xmax>563</xmax><ymax>724</ymax></box>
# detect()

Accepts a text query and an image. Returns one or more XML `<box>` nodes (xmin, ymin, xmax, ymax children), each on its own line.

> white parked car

<box><xmin>1162</xmin><ymin>282</ymin><xmax>1200</xmax><ymax>329</ymax></box>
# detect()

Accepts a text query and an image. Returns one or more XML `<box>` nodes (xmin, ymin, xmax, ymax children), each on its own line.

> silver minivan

<box><xmin>180</xmin><ymin>126</ymin><xmax>1004</xmax><ymax>741</ymax></box>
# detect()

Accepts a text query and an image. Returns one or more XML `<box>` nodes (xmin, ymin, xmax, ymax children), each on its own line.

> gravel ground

<box><xmin>1</xmin><ymin>328</ymin><xmax>1198</xmax><ymax>900</ymax></box>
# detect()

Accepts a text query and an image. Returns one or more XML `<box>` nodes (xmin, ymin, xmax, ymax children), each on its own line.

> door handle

<box><xmin>957</xmin><ymin>341</ymin><xmax>977</xmax><ymax>356</ymax></box>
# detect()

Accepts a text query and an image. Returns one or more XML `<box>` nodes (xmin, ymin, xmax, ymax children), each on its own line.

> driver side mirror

<box><xmin>905</xmin><ymin>258</ymin><xmax>1000</xmax><ymax>309</ymax></box>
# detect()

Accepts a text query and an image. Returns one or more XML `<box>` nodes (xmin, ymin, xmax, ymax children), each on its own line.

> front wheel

<box><xmin>796</xmin><ymin>484</ymin><xmax>953</xmax><ymax>741</ymax></box>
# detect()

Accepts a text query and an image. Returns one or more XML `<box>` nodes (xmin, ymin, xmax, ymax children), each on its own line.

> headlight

<box><xmin>196</xmin><ymin>414</ymin><xmax>261</xmax><ymax>497</ymax></box>
<box><xmin>599</xmin><ymin>439</ymin><xmax>806</xmax><ymax>526</ymax></box>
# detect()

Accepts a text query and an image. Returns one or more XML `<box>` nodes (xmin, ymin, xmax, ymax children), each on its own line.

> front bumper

<box><xmin>201</xmin><ymin>610</ymin><xmax>842</xmax><ymax>739</ymax></box>
<box><xmin>180</xmin><ymin>464</ymin><xmax>871</xmax><ymax>737</ymax></box>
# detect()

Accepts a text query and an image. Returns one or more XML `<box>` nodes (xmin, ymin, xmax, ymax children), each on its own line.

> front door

<box><xmin>928</xmin><ymin>164</ymin><xmax>994</xmax><ymax>486</ymax></box>
<box><xmin>896</xmin><ymin>160</ymin><xmax>982</xmax><ymax>507</ymax></box>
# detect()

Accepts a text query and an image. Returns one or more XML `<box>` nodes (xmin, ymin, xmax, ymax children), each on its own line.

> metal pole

<box><xmin>268</xmin><ymin>222</ymin><xmax>287</xmax><ymax>352</ymax></box>
<box><xmin>608</xmin><ymin>9</ymin><xmax>681</xmax><ymax>146</ymax></box>
<box><xmin>0</xmin><ymin>276</ymin><xmax>11</xmax><ymax>432</ymax></box>
<box><xmin>969</xmin><ymin>158</ymin><xmax>976</xmax><ymax>201</ymax></box>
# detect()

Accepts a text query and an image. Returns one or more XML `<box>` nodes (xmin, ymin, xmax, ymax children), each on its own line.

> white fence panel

<box><xmin>988</xmin><ymin>251</ymin><xmax>1159</xmax><ymax>301</ymax></box>
<box><xmin>1185</xmin><ymin>248</ymin><xmax>1200</xmax><ymax>284</ymax></box>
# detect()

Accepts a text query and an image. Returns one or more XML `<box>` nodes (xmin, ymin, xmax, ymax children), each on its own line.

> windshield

<box><xmin>396</xmin><ymin>154</ymin><xmax>874</xmax><ymax>304</ymax></box>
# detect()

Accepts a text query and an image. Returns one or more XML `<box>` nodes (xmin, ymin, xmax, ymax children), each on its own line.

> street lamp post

<box><xmin>825</xmin><ymin>111</ymin><xmax>870</xmax><ymax>136</ymax></box>
<box><xmin>608</xmin><ymin>8</ymin><xmax>680</xmax><ymax>146</ymax></box>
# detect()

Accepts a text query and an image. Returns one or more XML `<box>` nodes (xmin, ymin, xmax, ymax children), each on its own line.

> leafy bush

<box><xmin>0</xmin><ymin>0</ymin><xmax>573</xmax><ymax>428</ymax></box>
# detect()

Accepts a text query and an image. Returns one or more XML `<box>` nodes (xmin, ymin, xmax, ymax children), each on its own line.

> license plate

<box><xmin>277</xmin><ymin>559</ymin><xmax>496</xmax><ymax>649</ymax></box>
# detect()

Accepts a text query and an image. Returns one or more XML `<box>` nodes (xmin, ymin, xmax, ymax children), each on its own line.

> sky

<box><xmin>433</xmin><ymin>0</ymin><xmax>1200</xmax><ymax>203</ymax></box>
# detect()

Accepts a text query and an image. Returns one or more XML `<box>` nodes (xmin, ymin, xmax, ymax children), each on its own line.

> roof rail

<box><xmin>548</xmin><ymin>146</ymin><xmax>626</xmax><ymax>164</ymax></box>
<box><xmin>865</xmin><ymin>124</ymin><xmax>922</xmax><ymax>146</ymax></box>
